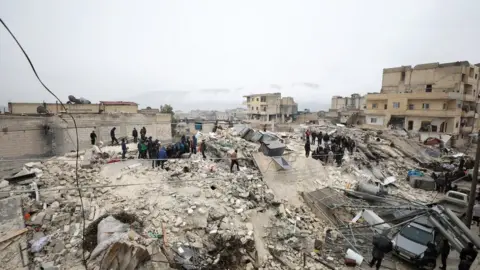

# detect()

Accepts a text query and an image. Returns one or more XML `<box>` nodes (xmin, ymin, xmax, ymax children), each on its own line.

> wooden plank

<box><xmin>0</xmin><ymin>228</ymin><xmax>28</xmax><ymax>243</ymax></box>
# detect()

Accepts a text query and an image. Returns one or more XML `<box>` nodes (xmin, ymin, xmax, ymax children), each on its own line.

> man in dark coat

<box><xmin>90</xmin><ymin>130</ymin><xmax>97</xmax><ymax>145</ymax></box>
<box><xmin>132</xmin><ymin>128</ymin><xmax>138</xmax><ymax>143</ymax></box>
<box><xmin>110</xmin><ymin>127</ymin><xmax>119</xmax><ymax>145</ymax></box>
<box><xmin>439</xmin><ymin>239</ymin><xmax>450</xmax><ymax>270</ymax></box>
<box><xmin>305</xmin><ymin>140</ymin><xmax>311</xmax><ymax>158</ymax></box>
<box><xmin>369</xmin><ymin>234</ymin><xmax>392</xmax><ymax>270</ymax></box>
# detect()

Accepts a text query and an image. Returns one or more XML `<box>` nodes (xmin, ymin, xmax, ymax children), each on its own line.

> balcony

<box><xmin>461</xmin><ymin>126</ymin><xmax>474</xmax><ymax>133</ymax></box>
<box><xmin>366</xmin><ymin>92</ymin><xmax>475</xmax><ymax>101</ymax></box>
<box><xmin>364</xmin><ymin>109</ymin><xmax>387</xmax><ymax>115</ymax></box>
<box><xmin>462</xmin><ymin>110</ymin><xmax>475</xmax><ymax>117</ymax></box>
<box><xmin>402</xmin><ymin>109</ymin><xmax>460</xmax><ymax>118</ymax></box>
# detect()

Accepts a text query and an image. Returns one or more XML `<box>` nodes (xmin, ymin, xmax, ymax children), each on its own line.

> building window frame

<box><xmin>425</xmin><ymin>84</ymin><xmax>432</xmax><ymax>92</ymax></box>
<box><xmin>370</xmin><ymin>117</ymin><xmax>377</xmax><ymax>123</ymax></box>
<box><xmin>408</xmin><ymin>104</ymin><xmax>414</xmax><ymax>110</ymax></box>
<box><xmin>422</xmin><ymin>103</ymin><xmax>430</xmax><ymax>110</ymax></box>
<box><xmin>393</xmin><ymin>102</ymin><xmax>400</xmax><ymax>109</ymax></box>
<box><xmin>372</xmin><ymin>103</ymin><xmax>378</xmax><ymax>109</ymax></box>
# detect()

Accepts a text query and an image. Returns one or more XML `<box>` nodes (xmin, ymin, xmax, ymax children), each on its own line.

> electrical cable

<box><xmin>0</xmin><ymin>18</ymin><xmax>88</xmax><ymax>270</ymax></box>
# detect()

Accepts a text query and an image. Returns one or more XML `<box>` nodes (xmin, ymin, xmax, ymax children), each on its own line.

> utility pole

<box><xmin>466</xmin><ymin>130</ymin><xmax>480</xmax><ymax>228</ymax></box>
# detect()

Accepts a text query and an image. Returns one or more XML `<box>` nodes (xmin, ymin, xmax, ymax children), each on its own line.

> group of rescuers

<box><xmin>304</xmin><ymin>129</ymin><xmax>356</xmax><ymax>166</ymax></box>
<box><xmin>89</xmin><ymin>127</ymin><xmax>240</xmax><ymax>172</ymax></box>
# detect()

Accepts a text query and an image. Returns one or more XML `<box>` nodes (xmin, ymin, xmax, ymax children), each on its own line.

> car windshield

<box><xmin>399</xmin><ymin>225</ymin><xmax>433</xmax><ymax>246</ymax></box>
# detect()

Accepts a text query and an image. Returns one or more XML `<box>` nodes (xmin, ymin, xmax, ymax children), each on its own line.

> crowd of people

<box><xmin>303</xmin><ymin>129</ymin><xmax>356</xmax><ymax>166</ymax></box>
<box><xmin>89</xmin><ymin>127</ymin><xmax>207</xmax><ymax>169</ymax></box>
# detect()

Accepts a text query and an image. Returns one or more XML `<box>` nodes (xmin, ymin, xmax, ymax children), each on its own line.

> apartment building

<box><xmin>243</xmin><ymin>93</ymin><xmax>298</xmax><ymax>122</ymax></box>
<box><xmin>365</xmin><ymin>61</ymin><xmax>480</xmax><ymax>135</ymax></box>
<box><xmin>329</xmin><ymin>94</ymin><xmax>366</xmax><ymax>124</ymax></box>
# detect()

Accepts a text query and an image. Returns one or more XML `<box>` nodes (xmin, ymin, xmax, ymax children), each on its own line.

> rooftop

<box><xmin>100</xmin><ymin>101</ymin><xmax>138</xmax><ymax>105</ymax></box>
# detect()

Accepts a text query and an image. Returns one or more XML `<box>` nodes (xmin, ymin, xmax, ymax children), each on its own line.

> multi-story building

<box><xmin>243</xmin><ymin>93</ymin><xmax>298</xmax><ymax>122</ymax></box>
<box><xmin>365</xmin><ymin>61</ymin><xmax>480</xmax><ymax>135</ymax></box>
<box><xmin>327</xmin><ymin>94</ymin><xmax>366</xmax><ymax>124</ymax></box>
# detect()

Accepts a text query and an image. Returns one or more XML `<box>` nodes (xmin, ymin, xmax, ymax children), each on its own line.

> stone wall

<box><xmin>0</xmin><ymin>113</ymin><xmax>172</xmax><ymax>158</ymax></box>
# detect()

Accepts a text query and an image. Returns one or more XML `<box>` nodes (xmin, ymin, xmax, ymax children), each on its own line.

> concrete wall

<box><xmin>365</xmin><ymin>115</ymin><xmax>385</xmax><ymax>126</ymax></box>
<box><xmin>9</xmin><ymin>102</ymin><xmax>102</xmax><ymax>114</ymax></box>
<box><xmin>0</xmin><ymin>113</ymin><xmax>172</xmax><ymax>158</ymax></box>
<box><xmin>102</xmin><ymin>104</ymin><xmax>138</xmax><ymax>113</ymax></box>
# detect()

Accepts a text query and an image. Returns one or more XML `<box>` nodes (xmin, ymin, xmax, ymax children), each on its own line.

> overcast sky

<box><xmin>1</xmin><ymin>0</ymin><xmax>480</xmax><ymax>111</ymax></box>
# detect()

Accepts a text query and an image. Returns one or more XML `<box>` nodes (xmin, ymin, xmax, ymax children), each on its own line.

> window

<box><xmin>256</xmin><ymin>107</ymin><xmax>258</xmax><ymax>111</ymax></box>
<box><xmin>457</xmin><ymin>103</ymin><xmax>462</xmax><ymax>109</ymax></box>
<box><xmin>431</xmin><ymin>125</ymin><xmax>438</xmax><ymax>132</ymax></box>
<box><xmin>470</xmin><ymin>68</ymin><xmax>474</xmax><ymax>77</ymax></box>
<box><xmin>384</xmin><ymin>104</ymin><xmax>388</xmax><ymax>109</ymax></box>
<box><xmin>425</xmin><ymin>85</ymin><xmax>432</xmax><ymax>92</ymax></box>
<box><xmin>476</xmin><ymin>74</ymin><xmax>478</xmax><ymax>79</ymax></box>
<box><xmin>393</xmin><ymin>102</ymin><xmax>400</xmax><ymax>108</ymax></box>
<box><xmin>401</xmin><ymin>71</ymin><xmax>406</xmax><ymax>81</ymax></box>
<box><xmin>456</xmin><ymin>122</ymin><xmax>459</xmax><ymax>128</ymax></box>
<box><xmin>422</xmin><ymin>103</ymin><xmax>430</xmax><ymax>109</ymax></box>
<box><xmin>372</xmin><ymin>103</ymin><xmax>378</xmax><ymax>109</ymax></box>
<box><xmin>408</xmin><ymin>104</ymin><xmax>414</xmax><ymax>110</ymax></box>
<box><xmin>262</xmin><ymin>106</ymin><xmax>266</xmax><ymax>112</ymax></box>
<box><xmin>408</xmin><ymin>121</ymin><xmax>413</xmax><ymax>130</ymax></box>
<box><xmin>443</xmin><ymin>103</ymin><xmax>447</xmax><ymax>110</ymax></box>
<box><xmin>462</xmin><ymin>74</ymin><xmax>466</xmax><ymax>82</ymax></box>
<box><xmin>260</xmin><ymin>96</ymin><xmax>266</xmax><ymax>102</ymax></box>
<box><xmin>370</xmin><ymin>118</ymin><xmax>377</xmax><ymax>123</ymax></box>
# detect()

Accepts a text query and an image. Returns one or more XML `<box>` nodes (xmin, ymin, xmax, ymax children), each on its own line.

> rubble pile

<box><xmin>1</xmin><ymin>122</ymin><xmax>472</xmax><ymax>269</ymax></box>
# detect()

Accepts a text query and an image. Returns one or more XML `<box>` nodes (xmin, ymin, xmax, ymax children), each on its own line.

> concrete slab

<box><xmin>0</xmin><ymin>196</ymin><xmax>28</xmax><ymax>270</ymax></box>
<box><xmin>253</xmin><ymin>152</ymin><xmax>326</xmax><ymax>207</ymax></box>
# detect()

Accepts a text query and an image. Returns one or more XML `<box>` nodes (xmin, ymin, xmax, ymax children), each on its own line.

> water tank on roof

<box><xmin>37</xmin><ymin>106</ymin><xmax>48</xmax><ymax>114</ymax></box>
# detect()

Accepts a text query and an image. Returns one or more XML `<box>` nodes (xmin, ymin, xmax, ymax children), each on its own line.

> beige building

<box><xmin>8</xmin><ymin>101</ymin><xmax>138</xmax><ymax>114</ymax></box>
<box><xmin>365</xmin><ymin>61</ymin><xmax>480</xmax><ymax>135</ymax></box>
<box><xmin>328</xmin><ymin>93</ymin><xmax>366</xmax><ymax>124</ymax></box>
<box><xmin>243</xmin><ymin>93</ymin><xmax>298</xmax><ymax>122</ymax></box>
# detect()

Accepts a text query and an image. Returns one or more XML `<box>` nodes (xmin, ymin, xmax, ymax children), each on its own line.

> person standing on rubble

<box><xmin>327</xmin><ymin>149</ymin><xmax>334</xmax><ymax>165</ymax></box>
<box><xmin>304</xmin><ymin>140</ymin><xmax>311</xmax><ymax>157</ymax></box>
<box><xmin>191</xmin><ymin>135</ymin><xmax>197</xmax><ymax>154</ymax></box>
<box><xmin>369</xmin><ymin>233</ymin><xmax>392</xmax><ymax>270</ymax></box>
<box><xmin>439</xmin><ymin>239</ymin><xmax>450</xmax><ymax>270</ymax></box>
<box><xmin>140</xmin><ymin>139</ymin><xmax>148</xmax><ymax>159</ymax></box>
<box><xmin>323</xmin><ymin>132</ymin><xmax>330</xmax><ymax>144</ymax></box>
<box><xmin>90</xmin><ymin>130</ymin><xmax>97</xmax><ymax>145</ymax></box>
<box><xmin>121</xmin><ymin>138</ymin><xmax>127</xmax><ymax>159</ymax></box>
<box><xmin>140</xmin><ymin>126</ymin><xmax>146</xmax><ymax>140</ymax></box>
<box><xmin>305</xmin><ymin>129</ymin><xmax>311</xmax><ymax>143</ymax></box>
<box><xmin>158</xmin><ymin>145</ymin><xmax>167</xmax><ymax>169</ymax></box>
<box><xmin>336</xmin><ymin>147</ymin><xmax>344</xmax><ymax>166</ymax></box>
<box><xmin>110</xmin><ymin>127</ymin><xmax>119</xmax><ymax>145</ymax></box>
<box><xmin>200</xmin><ymin>139</ymin><xmax>206</xmax><ymax>159</ymax></box>
<box><xmin>132</xmin><ymin>128</ymin><xmax>138</xmax><ymax>143</ymax></box>
<box><xmin>147</xmin><ymin>136</ymin><xmax>153</xmax><ymax>159</ymax></box>
<box><xmin>311</xmin><ymin>131</ymin><xmax>317</xmax><ymax>145</ymax></box>
<box><xmin>460</xmin><ymin>242</ymin><xmax>478</xmax><ymax>269</ymax></box>
<box><xmin>230</xmin><ymin>149</ymin><xmax>240</xmax><ymax>172</ymax></box>
<box><xmin>151</xmin><ymin>141</ymin><xmax>159</xmax><ymax>168</ymax></box>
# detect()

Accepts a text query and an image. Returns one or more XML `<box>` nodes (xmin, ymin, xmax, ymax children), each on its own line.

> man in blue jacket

<box><xmin>158</xmin><ymin>146</ymin><xmax>167</xmax><ymax>169</ymax></box>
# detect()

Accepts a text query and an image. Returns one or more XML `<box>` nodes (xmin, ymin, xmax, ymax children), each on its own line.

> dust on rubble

<box><xmin>0</xmin><ymin>122</ymin><xmax>462</xmax><ymax>270</ymax></box>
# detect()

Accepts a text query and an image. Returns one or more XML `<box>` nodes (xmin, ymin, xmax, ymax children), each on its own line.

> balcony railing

<box><xmin>462</xmin><ymin>111</ymin><xmax>475</xmax><ymax>117</ymax></box>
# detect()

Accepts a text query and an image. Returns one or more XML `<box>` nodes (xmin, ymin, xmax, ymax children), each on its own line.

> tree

<box><xmin>160</xmin><ymin>104</ymin><xmax>174</xmax><ymax>115</ymax></box>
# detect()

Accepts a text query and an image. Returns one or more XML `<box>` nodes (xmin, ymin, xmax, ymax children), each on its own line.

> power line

<box><xmin>0</xmin><ymin>18</ymin><xmax>88</xmax><ymax>270</ymax></box>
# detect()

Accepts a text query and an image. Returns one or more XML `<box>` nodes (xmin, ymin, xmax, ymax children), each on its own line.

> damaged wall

<box><xmin>0</xmin><ymin>114</ymin><xmax>172</xmax><ymax>158</ymax></box>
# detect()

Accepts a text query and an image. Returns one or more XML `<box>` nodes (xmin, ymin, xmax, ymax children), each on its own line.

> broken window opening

<box><xmin>419</xmin><ymin>121</ymin><xmax>431</xmax><ymax>132</ymax></box>
<box><xmin>384</xmin><ymin>104</ymin><xmax>388</xmax><ymax>109</ymax></box>
<box><xmin>372</xmin><ymin>103</ymin><xmax>378</xmax><ymax>109</ymax></box>
<box><xmin>401</xmin><ymin>71</ymin><xmax>406</xmax><ymax>81</ymax></box>
<box><xmin>408</xmin><ymin>121</ymin><xmax>413</xmax><ymax>130</ymax></box>
<box><xmin>260</xmin><ymin>96</ymin><xmax>266</xmax><ymax>102</ymax></box>
<box><xmin>425</xmin><ymin>85</ymin><xmax>432</xmax><ymax>92</ymax></box>
<box><xmin>370</xmin><ymin>118</ymin><xmax>377</xmax><ymax>123</ymax></box>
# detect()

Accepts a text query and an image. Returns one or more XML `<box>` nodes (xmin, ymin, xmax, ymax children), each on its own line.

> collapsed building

<box><xmin>0</xmin><ymin>122</ymin><xmax>479</xmax><ymax>269</ymax></box>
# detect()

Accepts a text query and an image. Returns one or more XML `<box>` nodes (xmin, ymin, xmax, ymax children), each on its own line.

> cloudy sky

<box><xmin>1</xmin><ymin>0</ymin><xmax>480</xmax><ymax>111</ymax></box>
